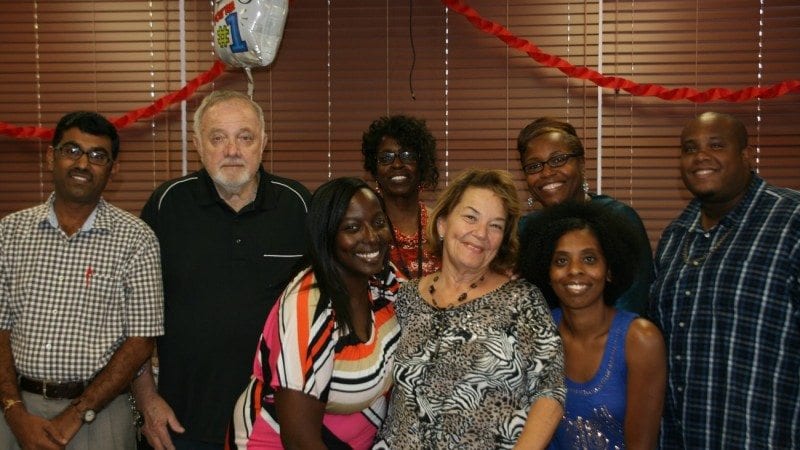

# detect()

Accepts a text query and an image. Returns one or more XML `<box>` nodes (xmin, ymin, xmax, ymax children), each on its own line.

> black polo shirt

<box><xmin>140</xmin><ymin>167</ymin><xmax>310</xmax><ymax>443</ymax></box>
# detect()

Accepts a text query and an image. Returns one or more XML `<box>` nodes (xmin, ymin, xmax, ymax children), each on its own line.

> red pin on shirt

<box><xmin>85</xmin><ymin>266</ymin><xmax>94</xmax><ymax>288</ymax></box>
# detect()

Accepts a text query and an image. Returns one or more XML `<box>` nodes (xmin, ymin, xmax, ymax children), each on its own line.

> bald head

<box><xmin>679</xmin><ymin>111</ymin><xmax>753</xmax><ymax>220</ymax></box>
<box><xmin>683</xmin><ymin>112</ymin><xmax>748</xmax><ymax>151</ymax></box>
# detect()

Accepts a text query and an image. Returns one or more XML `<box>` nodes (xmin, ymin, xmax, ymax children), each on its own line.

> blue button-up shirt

<box><xmin>651</xmin><ymin>175</ymin><xmax>800</xmax><ymax>448</ymax></box>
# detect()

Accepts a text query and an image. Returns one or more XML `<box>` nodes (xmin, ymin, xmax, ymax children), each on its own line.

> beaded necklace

<box><xmin>428</xmin><ymin>272</ymin><xmax>486</xmax><ymax>309</ymax></box>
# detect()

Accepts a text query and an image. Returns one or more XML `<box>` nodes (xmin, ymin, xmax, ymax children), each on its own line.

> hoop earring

<box><xmin>527</xmin><ymin>197</ymin><xmax>534</xmax><ymax>208</ymax></box>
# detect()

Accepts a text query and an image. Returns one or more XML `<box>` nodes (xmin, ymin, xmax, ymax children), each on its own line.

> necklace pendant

<box><xmin>428</xmin><ymin>272</ymin><xmax>485</xmax><ymax>309</ymax></box>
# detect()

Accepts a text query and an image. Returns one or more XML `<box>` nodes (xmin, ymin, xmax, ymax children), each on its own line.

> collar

<box><xmin>42</xmin><ymin>193</ymin><xmax>109</xmax><ymax>233</ymax></box>
<box><xmin>677</xmin><ymin>173</ymin><xmax>764</xmax><ymax>233</ymax></box>
<box><xmin>194</xmin><ymin>166</ymin><xmax>275</xmax><ymax>212</ymax></box>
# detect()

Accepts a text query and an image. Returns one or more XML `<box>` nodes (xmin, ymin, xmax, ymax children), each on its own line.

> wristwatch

<box><xmin>81</xmin><ymin>408</ymin><xmax>96</xmax><ymax>423</ymax></box>
<box><xmin>70</xmin><ymin>397</ymin><xmax>96</xmax><ymax>424</ymax></box>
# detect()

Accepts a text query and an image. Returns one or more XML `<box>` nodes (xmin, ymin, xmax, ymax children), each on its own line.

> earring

<box><xmin>374</xmin><ymin>183</ymin><xmax>382</xmax><ymax>195</ymax></box>
<box><xmin>526</xmin><ymin>197</ymin><xmax>534</xmax><ymax>208</ymax></box>
<box><xmin>582</xmin><ymin>179</ymin><xmax>589</xmax><ymax>194</ymax></box>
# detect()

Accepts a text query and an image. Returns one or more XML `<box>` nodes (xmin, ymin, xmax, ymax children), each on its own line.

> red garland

<box><xmin>443</xmin><ymin>0</ymin><xmax>800</xmax><ymax>103</ymax></box>
<box><xmin>3</xmin><ymin>2</ymin><xmax>799</xmax><ymax>142</ymax></box>
<box><xmin>0</xmin><ymin>61</ymin><xmax>227</xmax><ymax>141</ymax></box>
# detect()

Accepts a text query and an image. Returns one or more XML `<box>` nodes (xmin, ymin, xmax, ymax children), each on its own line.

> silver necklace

<box><xmin>681</xmin><ymin>228</ymin><xmax>732</xmax><ymax>267</ymax></box>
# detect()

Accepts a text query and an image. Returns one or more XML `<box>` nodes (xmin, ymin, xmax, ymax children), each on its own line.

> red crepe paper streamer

<box><xmin>0</xmin><ymin>60</ymin><xmax>227</xmax><ymax>141</ymax></box>
<box><xmin>443</xmin><ymin>0</ymin><xmax>800</xmax><ymax>103</ymax></box>
<box><xmin>4</xmin><ymin>3</ymin><xmax>800</xmax><ymax>142</ymax></box>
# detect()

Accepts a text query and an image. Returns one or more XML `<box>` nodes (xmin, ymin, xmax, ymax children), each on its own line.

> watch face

<box><xmin>83</xmin><ymin>409</ymin><xmax>96</xmax><ymax>423</ymax></box>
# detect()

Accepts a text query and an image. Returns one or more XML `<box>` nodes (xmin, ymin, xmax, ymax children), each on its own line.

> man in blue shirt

<box><xmin>651</xmin><ymin>111</ymin><xmax>800</xmax><ymax>448</ymax></box>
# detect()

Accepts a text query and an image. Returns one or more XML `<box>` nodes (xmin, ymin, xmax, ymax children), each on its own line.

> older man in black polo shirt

<box><xmin>132</xmin><ymin>90</ymin><xmax>310</xmax><ymax>450</ymax></box>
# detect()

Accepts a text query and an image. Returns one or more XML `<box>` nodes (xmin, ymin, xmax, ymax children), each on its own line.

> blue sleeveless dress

<box><xmin>548</xmin><ymin>309</ymin><xmax>637</xmax><ymax>450</ymax></box>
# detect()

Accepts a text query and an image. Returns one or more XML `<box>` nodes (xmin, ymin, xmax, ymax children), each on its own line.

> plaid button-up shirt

<box><xmin>651</xmin><ymin>175</ymin><xmax>800</xmax><ymax>449</ymax></box>
<box><xmin>0</xmin><ymin>195</ymin><xmax>164</xmax><ymax>381</ymax></box>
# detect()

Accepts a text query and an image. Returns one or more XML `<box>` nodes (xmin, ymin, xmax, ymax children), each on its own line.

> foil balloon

<box><xmin>213</xmin><ymin>0</ymin><xmax>288</xmax><ymax>68</ymax></box>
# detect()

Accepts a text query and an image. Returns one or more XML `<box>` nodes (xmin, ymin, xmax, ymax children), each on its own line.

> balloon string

<box><xmin>246</xmin><ymin>67</ymin><xmax>255</xmax><ymax>98</ymax></box>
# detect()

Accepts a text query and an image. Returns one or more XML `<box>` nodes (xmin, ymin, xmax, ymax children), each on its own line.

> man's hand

<box><xmin>138</xmin><ymin>391</ymin><xmax>184</xmax><ymax>450</ymax></box>
<box><xmin>48</xmin><ymin>404</ymin><xmax>83</xmax><ymax>447</ymax></box>
<box><xmin>0</xmin><ymin>331</ymin><xmax>66</xmax><ymax>449</ymax></box>
<box><xmin>4</xmin><ymin>406</ymin><xmax>68</xmax><ymax>450</ymax></box>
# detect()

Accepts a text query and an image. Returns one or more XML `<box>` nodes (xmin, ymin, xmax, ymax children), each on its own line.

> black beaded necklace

<box><xmin>428</xmin><ymin>272</ymin><xmax>485</xmax><ymax>309</ymax></box>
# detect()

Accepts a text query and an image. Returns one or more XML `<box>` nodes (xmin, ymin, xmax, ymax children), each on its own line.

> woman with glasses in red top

<box><xmin>361</xmin><ymin>115</ymin><xmax>441</xmax><ymax>279</ymax></box>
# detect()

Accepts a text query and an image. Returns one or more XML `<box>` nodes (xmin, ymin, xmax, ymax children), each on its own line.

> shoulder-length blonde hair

<box><xmin>426</xmin><ymin>168</ymin><xmax>521</xmax><ymax>273</ymax></box>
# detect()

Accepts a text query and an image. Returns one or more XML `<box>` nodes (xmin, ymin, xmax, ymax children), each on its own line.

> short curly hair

<box><xmin>518</xmin><ymin>201</ymin><xmax>638</xmax><ymax>309</ymax></box>
<box><xmin>427</xmin><ymin>169</ymin><xmax>521</xmax><ymax>274</ymax></box>
<box><xmin>516</xmin><ymin>117</ymin><xmax>585</xmax><ymax>162</ymax></box>
<box><xmin>361</xmin><ymin>115</ymin><xmax>439</xmax><ymax>190</ymax></box>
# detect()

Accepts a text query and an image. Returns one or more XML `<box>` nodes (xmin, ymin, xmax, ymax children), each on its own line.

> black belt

<box><xmin>18</xmin><ymin>376</ymin><xmax>89</xmax><ymax>400</ymax></box>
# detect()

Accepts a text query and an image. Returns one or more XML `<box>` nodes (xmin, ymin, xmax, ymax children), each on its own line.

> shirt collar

<box><xmin>678</xmin><ymin>173</ymin><xmax>764</xmax><ymax>232</ymax></box>
<box><xmin>722</xmin><ymin>173</ymin><xmax>764</xmax><ymax>226</ymax></box>
<box><xmin>43</xmin><ymin>193</ymin><xmax>108</xmax><ymax>233</ymax></box>
<box><xmin>195</xmin><ymin>166</ymin><xmax>274</xmax><ymax>212</ymax></box>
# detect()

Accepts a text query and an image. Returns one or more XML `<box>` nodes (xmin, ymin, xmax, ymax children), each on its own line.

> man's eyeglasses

<box><xmin>54</xmin><ymin>143</ymin><xmax>113</xmax><ymax>166</ymax></box>
<box><xmin>522</xmin><ymin>153</ymin><xmax>579</xmax><ymax>175</ymax></box>
<box><xmin>376</xmin><ymin>150</ymin><xmax>419</xmax><ymax>166</ymax></box>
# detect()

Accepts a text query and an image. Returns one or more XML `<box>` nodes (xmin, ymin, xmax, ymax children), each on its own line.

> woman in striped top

<box><xmin>228</xmin><ymin>177</ymin><xmax>402</xmax><ymax>449</ymax></box>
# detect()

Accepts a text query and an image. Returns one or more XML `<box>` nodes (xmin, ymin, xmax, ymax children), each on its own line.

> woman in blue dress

<box><xmin>519</xmin><ymin>201</ymin><xmax>665</xmax><ymax>449</ymax></box>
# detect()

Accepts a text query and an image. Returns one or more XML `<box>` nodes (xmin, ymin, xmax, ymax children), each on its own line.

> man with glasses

<box><xmin>132</xmin><ymin>90</ymin><xmax>310</xmax><ymax>450</ymax></box>
<box><xmin>0</xmin><ymin>111</ymin><xmax>164</xmax><ymax>449</ymax></box>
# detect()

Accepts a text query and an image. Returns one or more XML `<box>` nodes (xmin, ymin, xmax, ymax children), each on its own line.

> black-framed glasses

<box><xmin>54</xmin><ymin>143</ymin><xmax>113</xmax><ymax>166</ymax></box>
<box><xmin>522</xmin><ymin>153</ymin><xmax>579</xmax><ymax>175</ymax></box>
<box><xmin>376</xmin><ymin>150</ymin><xmax>419</xmax><ymax>165</ymax></box>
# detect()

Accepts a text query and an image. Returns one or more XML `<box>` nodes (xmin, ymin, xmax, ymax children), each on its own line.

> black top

<box><xmin>140</xmin><ymin>167</ymin><xmax>310</xmax><ymax>443</ymax></box>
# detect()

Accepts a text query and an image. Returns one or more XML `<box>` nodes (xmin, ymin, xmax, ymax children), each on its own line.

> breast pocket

<box><xmin>78</xmin><ymin>272</ymin><xmax>124</xmax><ymax>337</ymax></box>
<box><xmin>256</xmin><ymin>252</ymin><xmax>305</xmax><ymax>289</ymax></box>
